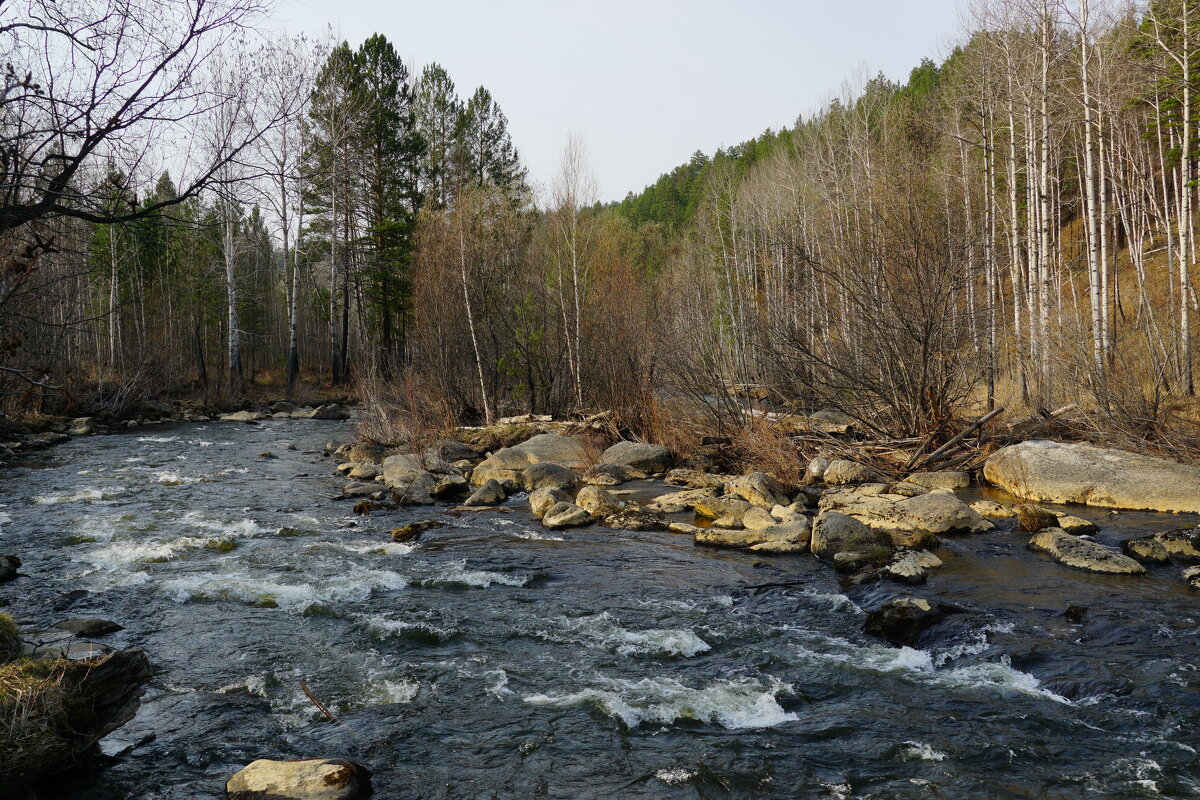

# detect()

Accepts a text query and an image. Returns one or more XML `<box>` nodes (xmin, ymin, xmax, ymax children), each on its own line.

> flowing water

<box><xmin>3</xmin><ymin>420</ymin><xmax>1200</xmax><ymax>799</ymax></box>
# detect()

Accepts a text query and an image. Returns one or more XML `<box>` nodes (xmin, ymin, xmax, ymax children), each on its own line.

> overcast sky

<box><xmin>272</xmin><ymin>0</ymin><xmax>962</xmax><ymax>203</ymax></box>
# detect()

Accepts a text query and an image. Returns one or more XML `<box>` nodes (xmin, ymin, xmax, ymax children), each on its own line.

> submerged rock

<box><xmin>863</xmin><ymin>598</ymin><xmax>944</xmax><ymax>646</ymax></box>
<box><xmin>542</xmin><ymin>502</ymin><xmax>592</xmax><ymax>530</ymax></box>
<box><xmin>1027</xmin><ymin>528</ymin><xmax>1145</xmax><ymax>575</ymax></box>
<box><xmin>53</xmin><ymin>618</ymin><xmax>123</xmax><ymax>637</ymax></box>
<box><xmin>226</xmin><ymin>758</ymin><xmax>370</xmax><ymax>800</ymax></box>
<box><xmin>984</xmin><ymin>439</ymin><xmax>1200</xmax><ymax>513</ymax></box>
<box><xmin>0</xmin><ymin>555</ymin><xmax>20</xmax><ymax>582</ymax></box>
<box><xmin>391</xmin><ymin>520</ymin><xmax>444</xmax><ymax>542</ymax></box>
<box><xmin>1183</xmin><ymin>566</ymin><xmax>1200</xmax><ymax>590</ymax></box>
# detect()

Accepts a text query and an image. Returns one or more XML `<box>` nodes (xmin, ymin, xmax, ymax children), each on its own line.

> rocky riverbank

<box><xmin>328</xmin><ymin>423</ymin><xmax>1200</xmax><ymax>605</ymax></box>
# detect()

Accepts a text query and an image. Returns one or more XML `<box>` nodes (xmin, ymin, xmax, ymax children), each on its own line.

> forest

<box><xmin>6</xmin><ymin>0</ymin><xmax>1200</xmax><ymax>460</ymax></box>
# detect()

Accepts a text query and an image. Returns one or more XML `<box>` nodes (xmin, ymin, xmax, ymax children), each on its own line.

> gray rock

<box><xmin>693</xmin><ymin>495</ymin><xmax>754</xmax><ymax>523</ymax></box>
<box><xmin>810</xmin><ymin>512</ymin><xmax>891</xmax><ymax>560</ymax></box>
<box><xmin>529</xmin><ymin>487</ymin><xmax>571</xmax><ymax>519</ymax></box>
<box><xmin>309</xmin><ymin>403</ymin><xmax>350</xmax><ymax>420</ymax></box>
<box><xmin>726</xmin><ymin>471</ymin><xmax>791</xmax><ymax>509</ymax></box>
<box><xmin>1028</xmin><ymin>528</ymin><xmax>1145</xmax><ymax>574</ymax></box>
<box><xmin>575</xmin><ymin>485</ymin><xmax>622</xmax><ymax>517</ymax></box>
<box><xmin>522</xmin><ymin>462</ymin><xmax>577</xmax><ymax>491</ymax></box>
<box><xmin>341</xmin><ymin>481</ymin><xmax>380</xmax><ymax>498</ymax></box>
<box><xmin>1184</xmin><ymin>565</ymin><xmax>1200</xmax><ymax>590</ymax></box>
<box><xmin>600</xmin><ymin>441</ymin><xmax>672</xmax><ymax>477</ymax></box>
<box><xmin>664</xmin><ymin>468</ymin><xmax>729</xmax><ymax>489</ymax></box>
<box><xmin>431</xmin><ymin>474</ymin><xmax>469</xmax><ymax>500</ymax></box>
<box><xmin>226</xmin><ymin>758</ymin><xmax>370</xmax><ymax>800</ymax></box>
<box><xmin>984</xmin><ymin>439</ymin><xmax>1200</xmax><ymax>513</ymax></box>
<box><xmin>470</xmin><ymin>433</ymin><xmax>587</xmax><ymax>488</ymax></box>
<box><xmin>823</xmin><ymin>459</ymin><xmax>877</xmax><ymax>486</ymax></box>
<box><xmin>464</xmin><ymin>478</ymin><xmax>506</xmax><ymax>506</ymax></box>
<box><xmin>219</xmin><ymin>410</ymin><xmax>259</xmax><ymax>424</ymax></box>
<box><xmin>806</xmin><ymin>457</ymin><xmax>830</xmax><ymax>482</ymax></box>
<box><xmin>430</xmin><ymin>439</ymin><xmax>481</xmax><ymax>463</ymax></box>
<box><xmin>882</xmin><ymin>550</ymin><xmax>943</xmax><ymax>585</ymax></box>
<box><xmin>1123</xmin><ymin>536</ymin><xmax>1171</xmax><ymax>564</ymax></box>
<box><xmin>906</xmin><ymin>470</ymin><xmax>970</xmax><ymax>490</ymax></box>
<box><xmin>54</xmin><ymin>618</ymin><xmax>123</xmax><ymax>637</ymax></box>
<box><xmin>581</xmin><ymin>463</ymin><xmax>634</xmax><ymax>486</ymax></box>
<box><xmin>542</xmin><ymin>502</ymin><xmax>592</xmax><ymax>530</ymax></box>
<box><xmin>347</xmin><ymin>463</ymin><xmax>381</xmax><ymax>481</ymax></box>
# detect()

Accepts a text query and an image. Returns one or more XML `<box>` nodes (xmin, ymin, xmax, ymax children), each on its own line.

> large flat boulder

<box><xmin>600</xmin><ymin>441</ymin><xmax>672</xmax><ymax>476</ymax></box>
<box><xmin>819</xmin><ymin>487</ymin><xmax>992</xmax><ymax>544</ymax></box>
<box><xmin>1027</xmin><ymin>528</ymin><xmax>1145</xmax><ymax>575</ymax></box>
<box><xmin>226</xmin><ymin>758</ymin><xmax>370</xmax><ymax>800</ymax></box>
<box><xmin>810</xmin><ymin>512</ymin><xmax>891</xmax><ymax>560</ymax></box>
<box><xmin>984</xmin><ymin>440</ymin><xmax>1200</xmax><ymax>513</ymax></box>
<box><xmin>693</xmin><ymin>518</ymin><xmax>811</xmax><ymax>552</ymax></box>
<box><xmin>471</xmin><ymin>433</ymin><xmax>586</xmax><ymax>486</ymax></box>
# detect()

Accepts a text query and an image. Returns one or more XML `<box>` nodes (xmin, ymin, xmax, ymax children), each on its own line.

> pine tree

<box><xmin>414</xmin><ymin>63</ymin><xmax>463</xmax><ymax>209</ymax></box>
<box><xmin>456</xmin><ymin>87</ymin><xmax>528</xmax><ymax>203</ymax></box>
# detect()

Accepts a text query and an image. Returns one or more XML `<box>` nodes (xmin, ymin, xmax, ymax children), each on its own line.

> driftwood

<box><xmin>908</xmin><ymin>407</ymin><xmax>1004</xmax><ymax>473</ymax></box>
<box><xmin>300</xmin><ymin>679</ymin><xmax>338</xmax><ymax>722</ymax></box>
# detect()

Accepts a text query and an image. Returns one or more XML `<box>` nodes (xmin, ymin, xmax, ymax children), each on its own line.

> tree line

<box><xmin>6</xmin><ymin>0</ymin><xmax>1200</xmax><ymax>450</ymax></box>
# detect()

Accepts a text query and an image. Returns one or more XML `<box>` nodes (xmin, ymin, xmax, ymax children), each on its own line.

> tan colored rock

<box><xmin>646</xmin><ymin>487</ymin><xmax>718</xmax><ymax>513</ymax></box>
<box><xmin>575</xmin><ymin>485</ymin><xmax>623</xmax><ymax>518</ymax></box>
<box><xmin>742</xmin><ymin>506</ymin><xmax>778</xmax><ymax>530</ymax></box>
<box><xmin>970</xmin><ymin>500</ymin><xmax>1015</xmax><ymax>518</ymax></box>
<box><xmin>471</xmin><ymin>433</ymin><xmax>587</xmax><ymax>487</ymax></box>
<box><xmin>529</xmin><ymin>487</ymin><xmax>571</xmax><ymax>518</ymax></box>
<box><xmin>1056</xmin><ymin>514</ymin><xmax>1098</xmax><ymax>535</ymax></box>
<box><xmin>600</xmin><ymin>441</ymin><xmax>672</xmax><ymax>477</ymax></box>
<box><xmin>693</xmin><ymin>495</ymin><xmax>753</xmax><ymax>522</ymax></box>
<box><xmin>226</xmin><ymin>758</ymin><xmax>368</xmax><ymax>800</ymax></box>
<box><xmin>810</xmin><ymin>512</ymin><xmax>891</xmax><ymax>560</ymax></box>
<box><xmin>725</xmin><ymin>472</ymin><xmax>791</xmax><ymax>510</ymax></box>
<box><xmin>823</xmin><ymin>459</ymin><xmax>878</xmax><ymax>486</ymax></box>
<box><xmin>1027</xmin><ymin>528</ymin><xmax>1145</xmax><ymax>574</ymax></box>
<box><xmin>542</xmin><ymin>502</ymin><xmax>592</xmax><ymax>530</ymax></box>
<box><xmin>985</xmin><ymin>440</ymin><xmax>1200</xmax><ymax>513</ymax></box>
<box><xmin>664</xmin><ymin>468</ymin><xmax>730</xmax><ymax>489</ymax></box>
<box><xmin>906</xmin><ymin>471</ymin><xmax>969</xmax><ymax>490</ymax></box>
<box><xmin>694</xmin><ymin>518</ymin><xmax>811</xmax><ymax>552</ymax></box>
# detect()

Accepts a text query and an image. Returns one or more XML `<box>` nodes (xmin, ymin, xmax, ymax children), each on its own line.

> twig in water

<box><xmin>299</xmin><ymin>680</ymin><xmax>338</xmax><ymax>721</ymax></box>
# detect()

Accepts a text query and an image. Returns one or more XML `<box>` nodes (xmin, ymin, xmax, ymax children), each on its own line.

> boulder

<box><xmin>1184</xmin><ymin>565</ymin><xmax>1200</xmax><ymax>591</ymax></box>
<box><xmin>863</xmin><ymin>598</ymin><xmax>944</xmax><ymax>646</ymax></box>
<box><xmin>906</xmin><ymin>471</ymin><xmax>969</xmax><ymax>490</ymax></box>
<box><xmin>1122</xmin><ymin>536</ymin><xmax>1171</xmax><ymax>564</ymax></box>
<box><xmin>309</xmin><ymin>403</ymin><xmax>350</xmax><ymax>420</ymax></box>
<box><xmin>603</xmin><ymin>510</ymin><xmax>667</xmax><ymax>531</ymax></box>
<box><xmin>381</xmin><ymin>454</ymin><xmax>431</xmax><ymax>486</ymax></box>
<box><xmin>726</xmin><ymin>472</ymin><xmax>791</xmax><ymax>509</ymax></box>
<box><xmin>226</xmin><ymin>758</ymin><xmax>370</xmax><ymax>800</ymax></box>
<box><xmin>522</xmin><ymin>462</ymin><xmax>577</xmax><ymax>492</ymax></box>
<box><xmin>664</xmin><ymin>469</ymin><xmax>729</xmax><ymax>489</ymax></box>
<box><xmin>1027</xmin><ymin>528</ymin><xmax>1145</xmax><ymax>574</ymax></box>
<box><xmin>694</xmin><ymin>518</ymin><xmax>811</xmax><ymax>552</ymax></box>
<box><xmin>429</xmin><ymin>439</ymin><xmax>481</xmax><ymax>463</ymax></box>
<box><xmin>810</xmin><ymin>512</ymin><xmax>891</xmax><ymax>560</ymax></box>
<box><xmin>464</xmin><ymin>479</ymin><xmax>506</xmax><ymax>507</ymax></box>
<box><xmin>0</xmin><ymin>555</ymin><xmax>20</xmax><ymax>583</ymax></box>
<box><xmin>347</xmin><ymin>463</ymin><xmax>381</xmax><ymax>481</ymax></box>
<box><xmin>269</xmin><ymin>401</ymin><xmax>297</xmax><ymax>414</ymax></box>
<box><xmin>645</xmin><ymin>487</ymin><xmax>719</xmax><ymax>514</ymax></box>
<box><xmin>389</xmin><ymin>471</ymin><xmax>437</xmax><ymax>505</ymax></box>
<box><xmin>806</xmin><ymin>456</ymin><xmax>831</xmax><ymax>482</ymax></box>
<box><xmin>1156</xmin><ymin>529</ymin><xmax>1200</xmax><ymax>563</ymax></box>
<box><xmin>820</xmin><ymin>490</ymin><xmax>991</xmax><ymax>544</ymax></box>
<box><xmin>1056</xmin><ymin>514</ymin><xmax>1098</xmax><ymax>535</ymax></box>
<box><xmin>54</xmin><ymin>618</ymin><xmax>123</xmax><ymax>637</ymax></box>
<box><xmin>882</xmin><ymin>550</ymin><xmax>943</xmax><ymax>585</ymax></box>
<box><xmin>984</xmin><ymin>440</ymin><xmax>1200</xmax><ymax>513</ymax></box>
<box><xmin>823</xmin><ymin>459</ymin><xmax>877</xmax><ymax>486</ymax></box>
<box><xmin>391</xmin><ymin>520</ymin><xmax>443</xmax><ymax>542</ymax></box>
<box><xmin>693</xmin><ymin>495</ymin><xmax>753</xmax><ymax>523</ymax></box>
<box><xmin>345</xmin><ymin>443</ymin><xmax>392</xmax><ymax>464</ymax></box>
<box><xmin>219</xmin><ymin>410</ymin><xmax>259</xmax><ymax>424</ymax></box>
<box><xmin>581</xmin><ymin>464</ymin><xmax>634</xmax><ymax>486</ymax></box>
<box><xmin>471</xmin><ymin>433</ymin><xmax>587</xmax><ymax>487</ymax></box>
<box><xmin>970</xmin><ymin>500</ymin><xmax>1015</xmax><ymax>518</ymax></box>
<box><xmin>529</xmin><ymin>487</ymin><xmax>571</xmax><ymax>519</ymax></box>
<box><xmin>741</xmin><ymin>506</ymin><xmax>778</xmax><ymax>531</ymax></box>
<box><xmin>575</xmin><ymin>486</ymin><xmax>622</xmax><ymax>518</ymax></box>
<box><xmin>430</xmin><ymin>474</ymin><xmax>469</xmax><ymax>500</ymax></box>
<box><xmin>600</xmin><ymin>441</ymin><xmax>672</xmax><ymax>477</ymax></box>
<box><xmin>542</xmin><ymin>502</ymin><xmax>592</xmax><ymax>530</ymax></box>
<box><xmin>341</xmin><ymin>481</ymin><xmax>380</xmax><ymax>499</ymax></box>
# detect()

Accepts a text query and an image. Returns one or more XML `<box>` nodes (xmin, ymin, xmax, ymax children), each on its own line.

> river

<box><xmin>2</xmin><ymin>419</ymin><xmax>1199</xmax><ymax>798</ymax></box>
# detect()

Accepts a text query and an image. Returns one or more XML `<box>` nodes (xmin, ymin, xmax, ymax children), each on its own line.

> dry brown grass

<box><xmin>356</xmin><ymin>373</ymin><xmax>456</xmax><ymax>450</ymax></box>
<box><xmin>0</xmin><ymin>658</ymin><xmax>79</xmax><ymax>789</ymax></box>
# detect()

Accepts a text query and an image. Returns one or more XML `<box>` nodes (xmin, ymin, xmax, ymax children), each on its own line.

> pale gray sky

<box><xmin>272</xmin><ymin>0</ymin><xmax>962</xmax><ymax>202</ymax></box>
